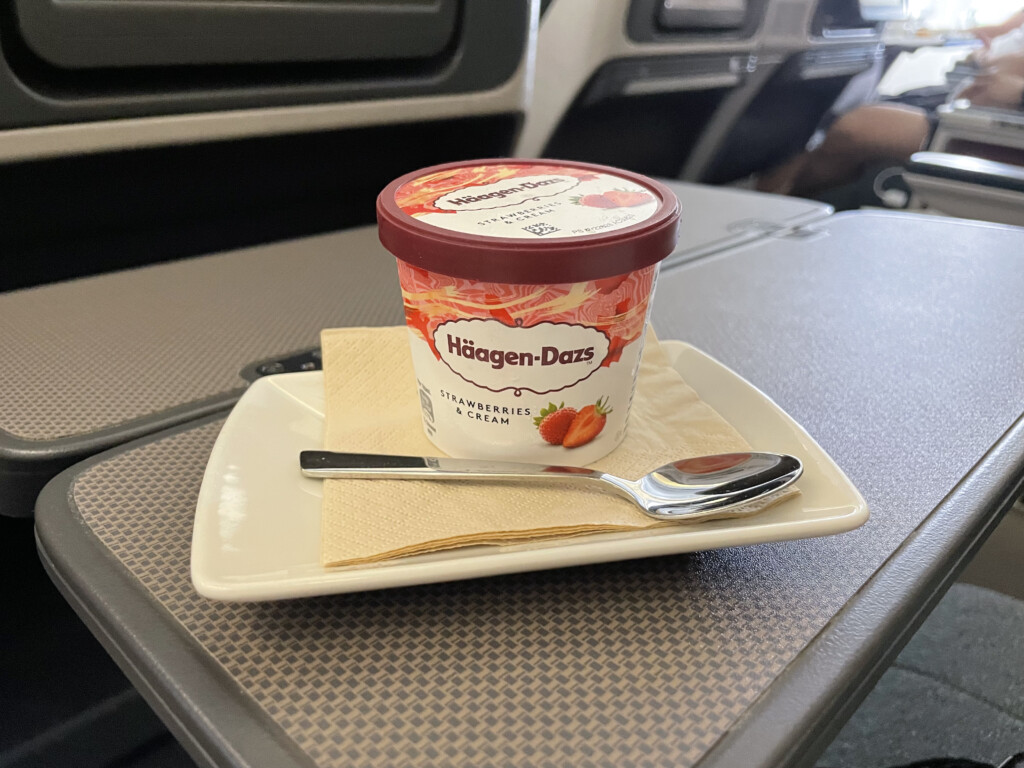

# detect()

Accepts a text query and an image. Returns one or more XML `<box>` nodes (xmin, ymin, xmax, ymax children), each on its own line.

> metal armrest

<box><xmin>907</xmin><ymin>152</ymin><xmax>1024</xmax><ymax>194</ymax></box>
<box><xmin>930</xmin><ymin>104</ymin><xmax>1024</xmax><ymax>158</ymax></box>
<box><xmin>936</xmin><ymin>102</ymin><xmax>1024</xmax><ymax>127</ymax></box>
<box><xmin>903</xmin><ymin>151</ymin><xmax>1024</xmax><ymax>226</ymax></box>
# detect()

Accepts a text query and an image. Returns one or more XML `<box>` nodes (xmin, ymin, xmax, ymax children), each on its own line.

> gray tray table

<box><xmin>663</xmin><ymin>181</ymin><xmax>831</xmax><ymax>267</ymax></box>
<box><xmin>0</xmin><ymin>226</ymin><xmax>404</xmax><ymax>517</ymax></box>
<box><xmin>1</xmin><ymin>182</ymin><xmax>829</xmax><ymax>517</ymax></box>
<box><xmin>35</xmin><ymin>211</ymin><xmax>1024</xmax><ymax>768</ymax></box>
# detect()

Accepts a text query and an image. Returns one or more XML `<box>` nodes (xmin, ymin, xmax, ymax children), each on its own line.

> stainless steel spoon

<box><xmin>300</xmin><ymin>450</ymin><xmax>801</xmax><ymax>521</ymax></box>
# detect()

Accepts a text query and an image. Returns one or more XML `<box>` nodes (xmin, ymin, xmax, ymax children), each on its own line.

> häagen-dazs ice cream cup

<box><xmin>377</xmin><ymin>159</ymin><xmax>681</xmax><ymax>466</ymax></box>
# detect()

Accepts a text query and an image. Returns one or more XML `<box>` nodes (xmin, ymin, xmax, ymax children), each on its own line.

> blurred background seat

<box><xmin>0</xmin><ymin>0</ymin><xmax>535</xmax><ymax>291</ymax></box>
<box><xmin>690</xmin><ymin>0</ymin><xmax>894</xmax><ymax>185</ymax></box>
<box><xmin>903</xmin><ymin>105</ymin><xmax>1024</xmax><ymax>225</ymax></box>
<box><xmin>517</xmin><ymin>0</ymin><xmax>771</xmax><ymax>176</ymax></box>
<box><xmin>519</xmin><ymin>0</ymin><xmax>892</xmax><ymax>188</ymax></box>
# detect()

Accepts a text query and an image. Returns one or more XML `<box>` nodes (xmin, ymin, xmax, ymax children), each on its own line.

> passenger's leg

<box><xmin>757</xmin><ymin>104</ymin><xmax>931</xmax><ymax>195</ymax></box>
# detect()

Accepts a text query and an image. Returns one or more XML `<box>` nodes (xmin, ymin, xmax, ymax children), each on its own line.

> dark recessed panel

<box><xmin>0</xmin><ymin>1</ymin><xmax>529</xmax><ymax>129</ymax></box>
<box><xmin>14</xmin><ymin>0</ymin><xmax>458</xmax><ymax>69</ymax></box>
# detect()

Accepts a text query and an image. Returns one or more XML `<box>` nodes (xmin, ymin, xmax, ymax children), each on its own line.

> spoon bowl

<box><xmin>300</xmin><ymin>451</ymin><xmax>802</xmax><ymax>521</ymax></box>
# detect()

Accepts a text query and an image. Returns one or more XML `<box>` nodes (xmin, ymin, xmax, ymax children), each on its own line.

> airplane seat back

<box><xmin>696</xmin><ymin>46</ymin><xmax>884</xmax><ymax>183</ymax></box>
<box><xmin>692</xmin><ymin>0</ymin><xmax>889</xmax><ymax>184</ymax></box>
<box><xmin>517</xmin><ymin>0</ymin><xmax>771</xmax><ymax>178</ymax></box>
<box><xmin>0</xmin><ymin>1</ymin><xmax>536</xmax><ymax>291</ymax></box>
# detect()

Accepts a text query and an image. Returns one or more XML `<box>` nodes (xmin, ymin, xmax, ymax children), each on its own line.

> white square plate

<box><xmin>191</xmin><ymin>341</ymin><xmax>868</xmax><ymax>601</ymax></box>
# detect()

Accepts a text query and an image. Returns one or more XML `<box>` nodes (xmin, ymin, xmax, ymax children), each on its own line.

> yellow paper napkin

<box><xmin>320</xmin><ymin>326</ymin><xmax>796</xmax><ymax>567</ymax></box>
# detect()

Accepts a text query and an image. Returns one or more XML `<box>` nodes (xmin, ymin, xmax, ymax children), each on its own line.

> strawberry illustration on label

<box><xmin>534</xmin><ymin>402</ymin><xmax>579</xmax><ymax>445</ymax></box>
<box><xmin>562</xmin><ymin>397</ymin><xmax>612</xmax><ymax>448</ymax></box>
<box><xmin>572</xmin><ymin>190</ymin><xmax>653</xmax><ymax>209</ymax></box>
<box><xmin>574</xmin><ymin>193</ymin><xmax>618</xmax><ymax>209</ymax></box>
<box><xmin>604</xmin><ymin>190</ymin><xmax>653</xmax><ymax>207</ymax></box>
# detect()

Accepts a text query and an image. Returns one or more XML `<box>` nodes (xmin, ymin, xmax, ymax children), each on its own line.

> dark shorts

<box><xmin>925</xmin><ymin>111</ymin><xmax>940</xmax><ymax>145</ymax></box>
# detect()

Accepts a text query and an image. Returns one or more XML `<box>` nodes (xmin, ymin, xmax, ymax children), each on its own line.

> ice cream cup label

<box><xmin>435</xmin><ymin>319</ymin><xmax>610</xmax><ymax>395</ymax></box>
<box><xmin>398</xmin><ymin>262</ymin><xmax>658</xmax><ymax>466</ymax></box>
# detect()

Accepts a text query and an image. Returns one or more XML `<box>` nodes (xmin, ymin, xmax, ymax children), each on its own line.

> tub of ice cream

<box><xmin>376</xmin><ymin>159</ymin><xmax>681</xmax><ymax>466</ymax></box>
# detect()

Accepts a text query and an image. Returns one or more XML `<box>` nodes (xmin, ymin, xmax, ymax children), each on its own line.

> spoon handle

<box><xmin>300</xmin><ymin>451</ymin><xmax>607</xmax><ymax>483</ymax></box>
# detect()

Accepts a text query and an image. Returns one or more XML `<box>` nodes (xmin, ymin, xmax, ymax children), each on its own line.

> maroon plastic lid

<box><xmin>376</xmin><ymin>158</ymin><xmax>681</xmax><ymax>284</ymax></box>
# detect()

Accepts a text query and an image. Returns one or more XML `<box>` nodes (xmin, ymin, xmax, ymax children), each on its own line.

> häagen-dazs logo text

<box><xmin>434</xmin><ymin>319</ymin><xmax>610</xmax><ymax>395</ymax></box>
<box><xmin>434</xmin><ymin>176</ymin><xmax>580</xmax><ymax>212</ymax></box>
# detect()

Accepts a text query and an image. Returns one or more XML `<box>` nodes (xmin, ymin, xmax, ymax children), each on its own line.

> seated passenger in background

<box><xmin>757</xmin><ymin>10</ymin><xmax>1024</xmax><ymax>197</ymax></box>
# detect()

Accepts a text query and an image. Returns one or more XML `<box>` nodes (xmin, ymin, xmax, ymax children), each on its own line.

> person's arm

<box><xmin>969</xmin><ymin>8</ymin><xmax>1024</xmax><ymax>46</ymax></box>
<box><xmin>959</xmin><ymin>70</ymin><xmax>1024</xmax><ymax>108</ymax></box>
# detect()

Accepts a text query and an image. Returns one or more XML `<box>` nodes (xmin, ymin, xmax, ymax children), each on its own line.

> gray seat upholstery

<box><xmin>819</xmin><ymin>583</ymin><xmax>1024</xmax><ymax>768</ymax></box>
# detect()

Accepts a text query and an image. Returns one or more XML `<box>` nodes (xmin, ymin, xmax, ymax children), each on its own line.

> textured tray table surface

<box><xmin>74</xmin><ymin>419</ymin><xmax>851</xmax><ymax>768</ymax></box>
<box><xmin>63</xmin><ymin>212</ymin><xmax>1024</xmax><ymax>768</ymax></box>
<box><xmin>0</xmin><ymin>227</ymin><xmax>401</xmax><ymax>442</ymax></box>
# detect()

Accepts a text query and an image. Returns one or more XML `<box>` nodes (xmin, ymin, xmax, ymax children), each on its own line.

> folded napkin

<box><xmin>320</xmin><ymin>326</ymin><xmax>797</xmax><ymax>567</ymax></box>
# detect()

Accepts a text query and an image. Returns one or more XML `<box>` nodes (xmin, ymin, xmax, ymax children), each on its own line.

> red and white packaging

<box><xmin>377</xmin><ymin>159</ymin><xmax>681</xmax><ymax>465</ymax></box>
